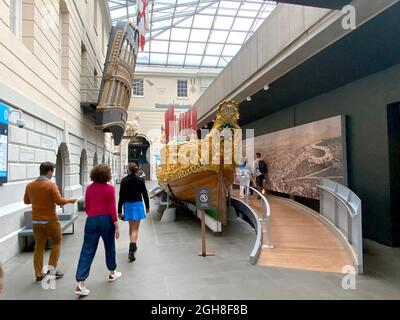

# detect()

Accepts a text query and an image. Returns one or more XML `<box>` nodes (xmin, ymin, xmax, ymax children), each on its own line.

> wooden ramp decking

<box><xmin>232</xmin><ymin>192</ymin><xmax>354</xmax><ymax>273</ymax></box>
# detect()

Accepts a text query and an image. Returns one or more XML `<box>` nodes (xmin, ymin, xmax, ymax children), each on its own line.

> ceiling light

<box><xmin>246</xmin><ymin>96</ymin><xmax>252</xmax><ymax>102</ymax></box>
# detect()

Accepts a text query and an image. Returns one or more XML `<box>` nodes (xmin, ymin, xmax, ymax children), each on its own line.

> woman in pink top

<box><xmin>75</xmin><ymin>164</ymin><xmax>121</xmax><ymax>296</ymax></box>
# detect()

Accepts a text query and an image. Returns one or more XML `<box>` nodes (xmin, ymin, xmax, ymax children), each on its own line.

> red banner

<box><xmin>164</xmin><ymin>105</ymin><xmax>174</xmax><ymax>143</ymax></box>
<box><xmin>164</xmin><ymin>105</ymin><xmax>198</xmax><ymax>142</ymax></box>
<box><xmin>191</xmin><ymin>106</ymin><xmax>197</xmax><ymax>131</ymax></box>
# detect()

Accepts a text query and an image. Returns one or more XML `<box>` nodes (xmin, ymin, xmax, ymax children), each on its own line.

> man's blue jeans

<box><xmin>76</xmin><ymin>214</ymin><xmax>116</xmax><ymax>282</ymax></box>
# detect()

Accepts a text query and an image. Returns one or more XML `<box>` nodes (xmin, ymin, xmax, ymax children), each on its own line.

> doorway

<box><xmin>128</xmin><ymin>136</ymin><xmax>150</xmax><ymax>179</ymax></box>
<box><xmin>80</xmin><ymin>149</ymin><xmax>88</xmax><ymax>192</ymax></box>
<box><xmin>56</xmin><ymin>149</ymin><xmax>63</xmax><ymax>195</ymax></box>
<box><xmin>55</xmin><ymin>143</ymin><xmax>70</xmax><ymax>199</ymax></box>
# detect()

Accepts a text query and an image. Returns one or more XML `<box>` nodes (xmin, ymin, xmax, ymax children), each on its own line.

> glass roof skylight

<box><xmin>107</xmin><ymin>0</ymin><xmax>276</xmax><ymax>68</ymax></box>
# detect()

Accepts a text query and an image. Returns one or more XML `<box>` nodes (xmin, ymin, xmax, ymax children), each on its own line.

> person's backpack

<box><xmin>258</xmin><ymin>160</ymin><xmax>267</xmax><ymax>174</ymax></box>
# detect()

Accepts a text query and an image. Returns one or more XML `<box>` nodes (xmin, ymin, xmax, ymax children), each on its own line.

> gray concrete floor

<box><xmin>1</xmin><ymin>182</ymin><xmax>400</xmax><ymax>300</ymax></box>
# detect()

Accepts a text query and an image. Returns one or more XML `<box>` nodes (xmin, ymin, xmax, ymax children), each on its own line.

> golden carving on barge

<box><xmin>157</xmin><ymin>100</ymin><xmax>241</xmax><ymax>226</ymax></box>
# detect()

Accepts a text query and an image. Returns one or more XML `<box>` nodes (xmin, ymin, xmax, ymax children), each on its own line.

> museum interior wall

<box><xmin>0</xmin><ymin>0</ymin><xmax>118</xmax><ymax>264</ymax></box>
<box><xmin>242</xmin><ymin>63</ymin><xmax>400</xmax><ymax>246</ymax></box>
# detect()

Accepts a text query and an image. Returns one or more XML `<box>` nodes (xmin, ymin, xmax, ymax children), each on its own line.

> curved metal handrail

<box><xmin>230</xmin><ymin>198</ymin><xmax>263</xmax><ymax>264</ymax></box>
<box><xmin>233</xmin><ymin>184</ymin><xmax>271</xmax><ymax>218</ymax></box>
<box><xmin>316</xmin><ymin>185</ymin><xmax>358</xmax><ymax>218</ymax></box>
<box><xmin>232</xmin><ymin>183</ymin><xmax>273</xmax><ymax>250</ymax></box>
<box><xmin>317</xmin><ymin>180</ymin><xmax>363</xmax><ymax>273</ymax></box>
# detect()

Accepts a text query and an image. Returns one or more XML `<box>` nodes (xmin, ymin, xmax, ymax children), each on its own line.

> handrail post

<box><xmin>234</xmin><ymin>183</ymin><xmax>273</xmax><ymax>249</ymax></box>
<box><xmin>262</xmin><ymin>194</ymin><xmax>273</xmax><ymax>249</ymax></box>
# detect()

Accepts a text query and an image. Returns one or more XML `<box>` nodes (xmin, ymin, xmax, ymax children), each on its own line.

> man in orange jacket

<box><xmin>24</xmin><ymin>162</ymin><xmax>77</xmax><ymax>282</ymax></box>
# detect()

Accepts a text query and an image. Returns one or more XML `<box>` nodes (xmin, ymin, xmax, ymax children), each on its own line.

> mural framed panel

<box><xmin>248</xmin><ymin>115</ymin><xmax>347</xmax><ymax>200</ymax></box>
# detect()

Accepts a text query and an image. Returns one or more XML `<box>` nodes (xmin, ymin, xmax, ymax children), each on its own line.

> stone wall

<box><xmin>0</xmin><ymin>0</ymin><xmax>119</xmax><ymax>264</ymax></box>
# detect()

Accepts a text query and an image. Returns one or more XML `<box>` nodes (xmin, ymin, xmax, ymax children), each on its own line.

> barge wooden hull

<box><xmin>160</xmin><ymin>168</ymin><xmax>235</xmax><ymax>226</ymax></box>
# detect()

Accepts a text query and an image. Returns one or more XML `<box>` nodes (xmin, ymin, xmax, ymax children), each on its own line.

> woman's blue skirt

<box><xmin>124</xmin><ymin>201</ymin><xmax>146</xmax><ymax>221</ymax></box>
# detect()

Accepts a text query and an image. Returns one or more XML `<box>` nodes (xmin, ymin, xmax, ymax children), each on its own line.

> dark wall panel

<box><xmin>387</xmin><ymin>103</ymin><xmax>400</xmax><ymax>245</ymax></box>
<box><xmin>243</xmin><ymin>64</ymin><xmax>400</xmax><ymax>246</ymax></box>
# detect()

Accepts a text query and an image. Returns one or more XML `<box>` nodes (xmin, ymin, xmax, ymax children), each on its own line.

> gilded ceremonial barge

<box><xmin>157</xmin><ymin>101</ymin><xmax>241</xmax><ymax>225</ymax></box>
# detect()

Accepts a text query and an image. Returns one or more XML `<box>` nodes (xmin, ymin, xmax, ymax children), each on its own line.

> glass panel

<box><xmin>174</xmin><ymin>16</ymin><xmax>193</xmax><ymax>28</ymax></box>
<box><xmin>151</xmin><ymin>40</ymin><xmax>169</xmax><ymax>53</ymax></box>
<box><xmin>209</xmin><ymin>30</ymin><xmax>229</xmax><ymax>43</ymax></box>
<box><xmin>178</xmin><ymin>0</ymin><xmax>198</xmax><ymax>4</ymax></box>
<box><xmin>169</xmin><ymin>41</ymin><xmax>188</xmax><ymax>54</ymax></box>
<box><xmin>152</xmin><ymin>19</ymin><xmax>172</xmax><ymax>30</ymax></box>
<box><xmin>110</xmin><ymin>8</ymin><xmax>126</xmax><ymax>19</ymax></box>
<box><xmin>222</xmin><ymin>44</ymin><xmax>241</xmax><ymax>56</ymax></box>
<box><xmin>137</xmin><ymin>54</ymin><xmax>149</xmax><ymax>64</ymax></box>
<box><xmin>168</xmin><ymin>54</ymin><xmax>185</xmax><ymax>66</ymax></box>
<box><xmin>218</xmin><ymin>8</ymin><xmax>238</xmax><ymax>16</ymax></box>
<box><xmin>227</xmin><ymin>32</ymin><xmax>247</xmax><ymax>45</ymax></box>
<box><xmin>150</xmin><ymin>53</ymin><xmax>168</xmax><ymax>65</ymax></box>
<box><xmin>232</xmin><ymin>18</ymin><xmax>254</xmax><ymax>31</ymax></box>
<box><xmin>206</xmin><ymin>44</ymin><xmax>224</xmax><ymax>56</ymax></box>
<box><xmin>241</xmin><ymin>2</ymin><xmax>262</xmax><ymax>11</ymax></box>
<box><xmin>214</xmin><ymin>16</ymin><xmax>234</xmax><ymax>30</ymax></box>
<box><xmin>186</xmin><ymin>42</ymin><xmax>206</xmax><ymax>55</ymax></box>
<box><xmin>218</xmin><ymin>59</ymin><xmax>229</xmax><ymax>68</ymax></box>
<box><xmin>201</xmin><ymin>56</ymin><xmax>219</xmax><ymax>67</ymax></box>
<box><xmin>202</xmin><ymin>8</ymin><xmax>217</xmax><ymax>15</ymax></box>
<box><xmin>170</xmin><ymin>28</ymin><xmax>190</xmax><ymax>41</ymax></box>
<box><xmin>153</xmin><ymin>29</ymin><xmax>171</xmax><ymax>40</ymax></box>
<box><xmin>189</xmin><ymin>29</ymin><xmax>210</xmax><ymax>42</ymax></box>
<box><xmin>108</xmin><ymin>0</ymin><xmax>277</xmax><ymax>68</ymax></box>
<box><xmin>193</xmin><ymin>15</ymin><xmax>214</xmax><ymax>29</ymax></box>
<box><xmin>184</xmin><ymin>55</ymin><xmax>202</xmax><ymax>66</ymax></box>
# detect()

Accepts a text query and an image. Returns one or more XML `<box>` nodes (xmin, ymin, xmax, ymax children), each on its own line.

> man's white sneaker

<box><xmin>75</xmin><ymin>284</ymin><xmax>90</xmax><ymax>296</ymax></box>
<box><xmin>108</xmin><ymin>271</ymin><xmax>122</xmax><ymax>282</ymax></box>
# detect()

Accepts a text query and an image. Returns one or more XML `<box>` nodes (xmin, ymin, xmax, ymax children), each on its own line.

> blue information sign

<box><xmin>0</xmin><ymin>101</ymin><xmax>9</xmax><ymax>184</ymax></box>
<box><xmin>0</xmin><ymin>102</ymin><xmax>9</xmax><ymax>125</ymax></box>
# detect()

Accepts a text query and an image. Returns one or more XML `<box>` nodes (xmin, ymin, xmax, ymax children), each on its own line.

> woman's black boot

<box><xmin>129</xmin><ymin>242</ymin><xmax>137</xmax><ymax>262</ymax></box>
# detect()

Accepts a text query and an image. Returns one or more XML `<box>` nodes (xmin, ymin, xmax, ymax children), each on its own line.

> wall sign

<box><xmin>196</xmin><ymin>187</ymin><xmax>211</xmax><ymax>210</ymax></box>
<box><xmin>0</xmin><ymin>101</ymin><xmax>9</xmax><ymax>185</ymax></box>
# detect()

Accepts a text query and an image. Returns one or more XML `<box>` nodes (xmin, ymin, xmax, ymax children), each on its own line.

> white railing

<box><xmin>317</xmin><ymin>178</ymin><xmax>363</xmax><ymax>274</ymax></box>
<box><xmin>232</xmin><ymin>184</ymin><xmax>273</xmax><ymax>264</ymax></box>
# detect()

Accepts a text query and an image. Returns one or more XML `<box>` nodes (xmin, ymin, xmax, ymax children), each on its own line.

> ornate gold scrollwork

<box><xmin>157</xmin><ymin>100</ymin><xmax>240</xmax><ymax>183</ymax></box>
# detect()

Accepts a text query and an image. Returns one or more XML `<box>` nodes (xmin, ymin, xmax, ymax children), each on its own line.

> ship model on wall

<box><xmin>96</xmin><ymin>21</ymin><xmax>139</xmax><ymax>146</ymax></box>
<box><xmin>157</xmin><ymin>101</ymin><xmax>241</xmax><ymax>226</ymax></box>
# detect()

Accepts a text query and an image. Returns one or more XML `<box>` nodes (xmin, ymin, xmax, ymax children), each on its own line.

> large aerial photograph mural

<box><xmin>251</xmin><ymin>116</ymin><xmax>347</xmax><ymax>200</ymax></box>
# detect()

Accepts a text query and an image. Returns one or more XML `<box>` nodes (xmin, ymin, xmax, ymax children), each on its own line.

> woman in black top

<box><xmin>118</xmin><ymin>163</ymin><xmax>150</xmax><ymax>262</ymax></box>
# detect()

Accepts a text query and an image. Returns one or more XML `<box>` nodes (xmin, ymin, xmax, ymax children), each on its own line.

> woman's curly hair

<box><xmin>90</xmin><ymin>164</ymin><xmax>112</xmax><ymax>183</ymax></box>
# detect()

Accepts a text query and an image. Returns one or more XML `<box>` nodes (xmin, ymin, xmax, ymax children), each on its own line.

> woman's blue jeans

<box><xmin>76</xmin><ymin>214</ymin><xmax>116</xmax><ymax>282</ymax></box>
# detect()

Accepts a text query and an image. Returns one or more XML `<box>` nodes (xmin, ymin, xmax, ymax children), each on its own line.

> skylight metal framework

<box><xmin>108</xmin><ymin>0</ymin><xmax>276</xmax><ymax>68</ymax></box>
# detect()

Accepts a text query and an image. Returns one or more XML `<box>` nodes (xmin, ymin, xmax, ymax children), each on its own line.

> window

<box><xmin>177</xmin><ymin>80</ymin><xmax>188</xmax><ymax>98</ymax></box>
<box><xmin>10</xmin><ymin>0</ymin><xmax>21</xmax><ymax>36</ymax></box>
<box><xmin>133</xmin><ymin>79</ymin><xmax>144</xmax><ymax>96</ymax></box>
